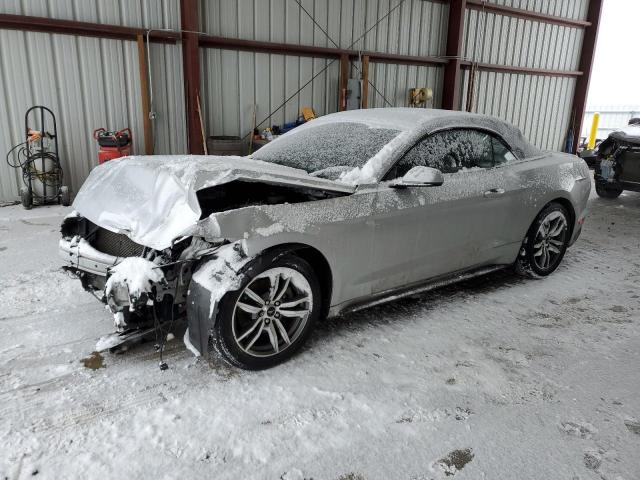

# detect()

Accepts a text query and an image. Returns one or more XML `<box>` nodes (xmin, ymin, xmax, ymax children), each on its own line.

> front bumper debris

<box><xmin>59</xmin><ymin>236</ymin><xmax>172</xmax><ymax>313</ymax></box>
<box><xmin>59</xmin><ymin>236</ymin><xmax>118</xmax><ymax>276</ymax></box>
<box><xmin>104</xmin><ymin>257</ymin><xmax>167</xmax><ymax>313</ymax></box>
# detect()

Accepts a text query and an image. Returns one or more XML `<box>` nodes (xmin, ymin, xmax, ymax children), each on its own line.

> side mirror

<box><xmin>390</xmin><ymin>166</ymin><xmax>444</xmax><ymax>188</ymax></box>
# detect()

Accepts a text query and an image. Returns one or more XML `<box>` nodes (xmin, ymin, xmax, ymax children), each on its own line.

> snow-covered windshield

<box><xmin>253</xmin><ymin>122</ymin><xmax>400</xmax><ymax>179</ymax></box>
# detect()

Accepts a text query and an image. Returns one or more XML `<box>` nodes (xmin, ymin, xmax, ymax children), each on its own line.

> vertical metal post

<box><xmin>137</xmin><ymin>34</ymin><xmax>154</xmax><ymax>154</ymax></box>
<box><xmin>181</xmin><ymin>0</ymin><xmax>204</xmax><ymax>154</ymax></box>
<box><xmin>570</xmin><ymin>0</ymin><xmax>604</xmax><ymax>153</ymax></box>
<box><xmin>442</xmin><ymin>0</ymin><xmax>467</xmax><ymax>110</ymax></box>
<box><xmin>361</xmin><ymin>55</ymin><xmax>369</xmax><ymax>109</ymax></box>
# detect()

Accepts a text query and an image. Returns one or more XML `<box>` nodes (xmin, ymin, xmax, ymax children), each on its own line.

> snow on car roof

<box><xmin>296</xmin><ymin>107</ymin><xmax>532</xmax><ymax>143</ymax></box>
<box><xmin>292</xmin><ymin>108</ymin><xmax>539</xmax><ymax>184</ymax></box>
<box><xmin>300</xmin><ymin>107</ymin><xmax>446</xmax><ymax>131</ymax></box>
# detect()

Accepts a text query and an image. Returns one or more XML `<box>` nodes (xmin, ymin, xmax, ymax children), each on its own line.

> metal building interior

<box><xmin>0</xmin><ymin>0</ymin><xmax>600</xmax><ymax>202</ymax></box>
<box><xmin>5</xmin><ymin>2</ymin><xmax>640</xmax><ymax>478</ymax></box>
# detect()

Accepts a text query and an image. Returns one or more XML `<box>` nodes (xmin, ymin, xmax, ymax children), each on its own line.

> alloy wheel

<box><xmin>532</xmin><ymin>211</ymin><xmax>567</xmax><ymax>271</ymax></box>
<box><xmin>231</xmin><ymin>267</ymin><xmax>313</xmax><ymax>358</ymax></box>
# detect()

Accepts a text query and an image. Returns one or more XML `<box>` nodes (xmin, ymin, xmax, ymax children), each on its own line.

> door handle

<box><xmin>483</xmin><ymin>188</ymin><xmax>505</xmax><ymax>197</ymax></box>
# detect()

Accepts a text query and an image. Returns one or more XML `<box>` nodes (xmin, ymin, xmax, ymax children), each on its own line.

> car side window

<box><xmin>386</xmin><ymin>129</ymin><xmax>494</xmax><ymax>179</ymax></box>
<box><xmin>492</xmin><ymin>137</ymin><xmax>517</xmax><ymax>165</ymax></box>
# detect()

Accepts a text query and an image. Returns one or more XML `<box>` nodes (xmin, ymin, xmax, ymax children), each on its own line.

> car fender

<box><xmin>195</xmin><ymin>197</ymin><xmax>373</xmax><ymax>305</ymax></box>
<box><xmin>186</xmin><ymin>242</ymin><xmax>253</xmax><ymax>356</ymax></box>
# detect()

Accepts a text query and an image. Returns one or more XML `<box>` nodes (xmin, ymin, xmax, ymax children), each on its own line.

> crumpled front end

<box><xmin>59</xmin><ymin>212</ymin><xmax>222</xmax><ymax>348</ymax></box>
<box><xmin>61</xmin><ymin>155</ymin><xmax>349</xmax><ymax>354</ymax></box>
<box><xmin>71</xmin><ymin>158</ymin><xmax>202</xmax><ymax>251</ymax></box>
<box><xmin>104</xmin><ymin>257</ymin><xmax>167</xmax><ymax>313</ymax></box>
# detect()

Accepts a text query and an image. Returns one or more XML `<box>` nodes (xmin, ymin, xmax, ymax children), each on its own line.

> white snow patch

<box><xmin>113</xmin><ymin>311</ymin><xmax>126</xmax><ymax>330</ymax></box>
<box><xmin>340</xmin><ymin>129</ymin><xmax>414</xmax><ymax>184</ymax></box>
<box><xmin>191</xmin><ymin>243</ymin><xmax>253</xmax><ymax>319</ymax></box>
<box><xmin>183</xmin><ymin>328</ymin><xmax>201</xmax><ymax>357</ymax></box>
<box><xmin>104</xmin><ymin>257</ymin><xmax>165</xmax><ymax>307</ymax></box>
<box><xmin>254</xmin><ymin>223</ymin><xmax>284</xmax><ymax>237</ymax></box>
<box><xmin>95</xmin><ymin>333</ymin><xmax>125</xmax><ymax>352</ymax></box>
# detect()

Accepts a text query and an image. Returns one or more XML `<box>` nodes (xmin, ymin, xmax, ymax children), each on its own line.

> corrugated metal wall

<box><xmin>461</xmin><ymin>69</ymin><xmax>577</xmax><ymax>151</ymax></box>
<box><xmin>198</xmin><ymin>0</ymin><xmax>448</xmax><ymax>139</ymax></box>
<box><xmin>0</xmin><ymin>0</ymin><xmax>186</xmax><ymax>202</ymax></box>
<box><xmin>0</xmin><ymin>0</ymin><xmax>590</xmax><ymax>201</ymax></box>
<box><xmin>367</xmin><ymin>63</ymin><xmax>443</xmax><ymax>109</ymax></box>
<box><xmin>199</xmin><ymin>0</ymin><xmax>448</xmax><ymax>53</ymax></box>
<box><xmin>483</xmin><ymin>0</ymin><xmax>589</xmax><ymax>22</ymax></box>
<box><xmin>460</xmin><ymin>0</ymin><xmax>588</xmax><ymax>150</ymax></box>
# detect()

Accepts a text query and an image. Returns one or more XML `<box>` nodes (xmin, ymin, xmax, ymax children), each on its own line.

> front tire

<box><xmin>516</xmin><ymin>203</ymin><xmax>570</xmax><ymax>278</ymax></box>
<box><xmin>595</xmin><ymin>182</ymin><xmax>622</xmax><ymax>199</ymax></box>
<box><xmin>213</xmin><ymin>250</ymin><xmax>321</xmax><ymax>370</ymax></box>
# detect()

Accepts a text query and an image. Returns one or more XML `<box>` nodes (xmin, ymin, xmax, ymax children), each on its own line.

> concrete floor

<box><xmin>0</xmin><ymin>185</ymin><xmax>639</xmax><ymax>480</ymax></box>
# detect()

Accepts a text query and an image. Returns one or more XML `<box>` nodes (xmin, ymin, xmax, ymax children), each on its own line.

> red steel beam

<box><xmin>460</xmin><ymin>62</ymin><xmax>583</xmax><ymax>78</ymax></box>
<box><xmin>198</xmin><ymin>35</ymin><xmax>447</xmax><ymax>67</ymax></box>
<box><xmin>0</xmin><ymin>13</ymin><xmax>179</xmax><ymax>43</ymax></box>
<box><xmin>181</xmin><ymin>0</ymin><xmax>204</xmax><ymax>155</ymax></box>
<box><xmin>369</xmin><ymin>50</ymin><xmax>447</xmax><ymax>67</ymax></box>
<box><xmin>570</xmin><ymin>0</ymin><xmax>604</xmax><ymax>153</ymax></box>
<box><xmin>465</xmin><ymin>0</ymin><xmax>591</xmax><ymax>29</ymax></box>
<box><xmin>441</xmin><ymin>0</ymin><xmax>467</xmax><ymax>110</ymax></box>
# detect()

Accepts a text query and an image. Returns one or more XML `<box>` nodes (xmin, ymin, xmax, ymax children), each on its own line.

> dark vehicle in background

<box><xmin>578</xmin><ymin>140</ymin><xmax>603</xmax><ymax>168</ymax></box>
<box><xmin>593</xmin><ymin>120</ymin><xmax>640</xmax><ymax>198</ymax></box>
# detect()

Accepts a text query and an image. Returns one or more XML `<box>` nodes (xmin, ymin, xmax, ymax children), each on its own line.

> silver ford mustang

<box><xmin>59</xmin><ymin>108</ymin><xmax>590</xmax><ymax>369</ymax></box>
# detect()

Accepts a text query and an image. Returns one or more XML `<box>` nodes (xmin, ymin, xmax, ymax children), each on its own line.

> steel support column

<box><xmin>442</xmin><ymin>0</ymin><xmax>466</xmax><ymax>110</ymax></box>
<box><xmin>137</xmin><ymin>35</ymin><xmax>154</xmax><ymax>155</ymax></box>
<box><xmin>570</xmin><ymin>0</ymin><xmax>604</xmax><ymax>153</ymax></box>
<box><xmin>361</xmin><ymin>56</ymin><xmax>370</xmax><ymax>109</ymax></box>
<box><xmin>181</xmin><ymin>0</ymin><xmax>204</xmax><ymax>155</ymax></box>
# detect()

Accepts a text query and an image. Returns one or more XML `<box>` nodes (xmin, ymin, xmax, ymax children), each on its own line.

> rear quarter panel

<box><xmin>505</xmin><ymin>152</ymin><xmax>590</xmax><ymax>248</ymax></box>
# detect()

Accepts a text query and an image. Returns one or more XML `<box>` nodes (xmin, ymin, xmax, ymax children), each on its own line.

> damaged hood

<box><xmin>72</xmin><ymin>155</ymin><xmax>354</xmax><ymax>250</ymax></box>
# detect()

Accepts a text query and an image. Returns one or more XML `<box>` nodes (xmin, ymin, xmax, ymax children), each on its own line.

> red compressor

<box><xmin>93</xmin><ymin>128</ymin><xmax>132</xmax><ymax>164</ymax></box>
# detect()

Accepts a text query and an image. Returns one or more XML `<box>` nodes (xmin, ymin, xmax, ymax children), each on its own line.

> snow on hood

<box><xmin>72</xmin><ymin>155</ymin><xmax>351</xmax><ymax>250</ymax></box>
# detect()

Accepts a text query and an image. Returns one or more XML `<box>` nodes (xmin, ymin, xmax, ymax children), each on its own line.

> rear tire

<box><xmin>516</xmin><ymin>202</ymin><xmax>570</xmax><ymax>278</ymax></box>
<box><xmin>213</xmin><ymin>250</ymin><xmax>321</xmax><ymax>370</ymax></box>
<box><xmin>595</xmin><ymin>182</ymin><xmax>622</xmax><ymax>199</ymax></box>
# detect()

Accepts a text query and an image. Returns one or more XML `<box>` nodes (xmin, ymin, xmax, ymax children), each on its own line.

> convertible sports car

<box><xmin>60</xmin><ymin>108</ymin><xmax>590</xmax><ymax>369</ymax></box>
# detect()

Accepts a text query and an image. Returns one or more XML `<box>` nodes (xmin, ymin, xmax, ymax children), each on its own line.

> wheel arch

<box><xmin>517</xmin><ymin>196</ymin><xmax>578</xmax><ymax>256</ymax></box>
<box><xmin>186</xmin><ymin>241</ymin><xmax>335</xmax><ymax>356</ymax></box>
<box><xmin>260</xmin><ymin>242</ymin><xmax>333</xmax><ymax>320</ymax></box>
<box><xmin>546</xmin><ymin>196</ymin><xmax>576</xmax><ymax>238</ymax></box>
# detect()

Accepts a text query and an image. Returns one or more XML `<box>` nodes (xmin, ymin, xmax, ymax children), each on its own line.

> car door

<box><xmin>367</xmin><ymin>129</ymin><xmax>518</xmax><ymax>294</ymax></box>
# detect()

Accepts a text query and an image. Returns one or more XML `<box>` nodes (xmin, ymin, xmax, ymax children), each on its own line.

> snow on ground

<box><xmin>1</xmin><ymin>186</ymin><xmax>639</xmax><ymax>480</ymax></box>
